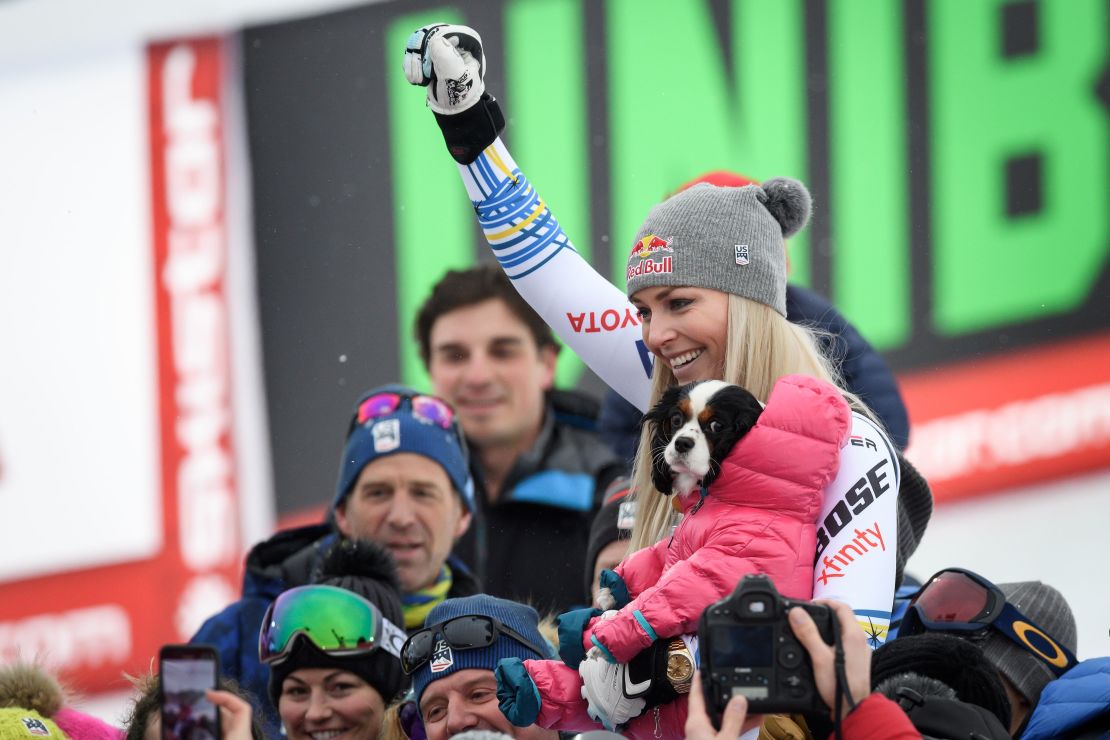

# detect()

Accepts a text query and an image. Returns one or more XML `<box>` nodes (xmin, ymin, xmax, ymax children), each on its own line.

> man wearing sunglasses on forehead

<box><xmin>400</xmin><ymin>594</ymin><xmax>558</xmax><ymax>740</ymax></box>
<box><xmin>899</xmin><ymin>567</ymin><xmax>1110</xmax><ymax>738</ymax></box>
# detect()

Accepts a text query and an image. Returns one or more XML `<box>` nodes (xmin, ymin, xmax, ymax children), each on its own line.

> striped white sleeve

<box><xmin>458</xmin><ymin>138</ymin><xmax>653</xmax><ymax>411</ymax></box>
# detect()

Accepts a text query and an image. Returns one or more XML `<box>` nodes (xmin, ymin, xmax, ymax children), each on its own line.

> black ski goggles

<box><xmin>901</xmin><ymin>568</ymin><xmax>1077</xmax><ymax>677</ymax></box>
<box><xmin>400</xmin><ymin>615</ymin><xmax>546</xmax><ymax>675</ymax></box>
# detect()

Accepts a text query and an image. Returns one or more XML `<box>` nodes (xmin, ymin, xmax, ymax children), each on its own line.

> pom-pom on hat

<box><xmin>625</xmin><ymin>177</ymin><xmax>812</xmax><ymax>317</ymax></box>
<box><xmin>334</xmin><ymin>384</ymin><xmax>474</xmax><ymax>513</ymax></box>
<box><xmin>267</xmin><ymin>539</ymin><xmax>407</xmax><ymax>707</ymax></box>
<box><xmin>0</xmin><ymin>662</ymin><xmax>118</xmax><ymax>738</ymax></box>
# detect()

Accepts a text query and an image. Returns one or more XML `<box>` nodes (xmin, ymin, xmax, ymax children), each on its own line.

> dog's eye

<box><xmin>707</xmin><ymin>420</ymin><xmax>722</xmax><ymax>434</ymax></box>
<box><xmin>669</xmin><ymin>412</ymin><xmax>685</xmax><ymax>429</ymax></box>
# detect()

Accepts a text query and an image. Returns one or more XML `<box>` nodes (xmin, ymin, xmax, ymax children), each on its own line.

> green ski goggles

<box><xmin>258</xmin><ymin>584</ymin><xmax>406</xmax><ymax>665</ymax></box>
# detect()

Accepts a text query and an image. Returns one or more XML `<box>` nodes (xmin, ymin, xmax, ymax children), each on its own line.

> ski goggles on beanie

<box><xmin>259</xmin><ymin>585</ymin><xmax>407</xmax><ymax>665</ymax></box>
<box><xmin>353</xmin><ymin>391</ymin><xmax>456</xmax><ymax>432</ymax></box>
<box><xmin>901</xmin><ymin>568</ymin><xmax>1077</xmax><ymax>677</ymax></box>
<box><xmin>401</xmin><ymin>615</ymin><xmax>547</xmax><ymax>675</ymax></box>
<box><xmin>336</xmin><ymin>384</ymin><xmax>475</xmax><ymax>513</ymax></box>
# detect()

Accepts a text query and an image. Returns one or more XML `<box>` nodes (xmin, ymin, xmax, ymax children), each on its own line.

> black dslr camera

<box><xmin>698</xmin><ymin>574</ymin><xmax>835</xmax><ymax>725</ymax></box>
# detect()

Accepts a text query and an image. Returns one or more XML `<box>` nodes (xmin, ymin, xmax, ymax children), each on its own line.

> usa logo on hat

<box><xmin>430</xmin><ymin>638</ymin><xmax>454</xmax><ymax>673</ymax></box>
<box><xmin>372</xmin><ymin>419</ymin><xmax>401</xmax><ymax>453</ymax></box>
<box><xmin>735</xmin><ymin>244</ymin><xmax>750</xmax><ymax>266</ymax></box>
<box><xmin>21</xmin><ymin>718</ymin><xmax>51</xmax><ymax>736</ymax></box>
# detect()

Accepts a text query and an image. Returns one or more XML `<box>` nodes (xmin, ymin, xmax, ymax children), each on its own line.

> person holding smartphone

<box><xmin>122</xmin><ymin>674</ymin><xmax>264</xmax><ymax>740</ymax></box>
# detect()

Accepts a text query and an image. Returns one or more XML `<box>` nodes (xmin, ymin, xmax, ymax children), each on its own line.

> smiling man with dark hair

<box><xmin>416</xmin><ymin>265</ymin><xmax>625</xmax><ymax>612</ymax></box>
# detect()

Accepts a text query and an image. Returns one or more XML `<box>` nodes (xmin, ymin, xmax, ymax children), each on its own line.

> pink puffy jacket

<box><xmin>523</xmin><ymin>375</ymin><xmax>851</xmax><ymax>738</ymax></box>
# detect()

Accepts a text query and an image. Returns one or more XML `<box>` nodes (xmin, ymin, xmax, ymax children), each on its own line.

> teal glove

<box><xmin>495</xmin><ymin>657</ymin><xmax>542</xmax><ymax>727</ymax></box>
<box><xmin>556</xmin><ymin>607</ymin><xmax>602</xmax><ymax>667</ymax></box>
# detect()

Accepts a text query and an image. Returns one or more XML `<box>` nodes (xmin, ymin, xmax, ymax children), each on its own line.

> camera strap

<box><xmin>830</xmin><ymin>616</ymin><xmax>858</xmax><ymax>740</ymax></box>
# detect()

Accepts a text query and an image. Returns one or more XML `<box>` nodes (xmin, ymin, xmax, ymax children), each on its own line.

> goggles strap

<box><xmin>991</xmin><ymin>603</ymin><xmax>1077</xmax><ymax>676</ymax></box>
<box><xmin>380</xmin><ymin>618</ymin><xmax>407</xmax><ymax>659</ymax></box>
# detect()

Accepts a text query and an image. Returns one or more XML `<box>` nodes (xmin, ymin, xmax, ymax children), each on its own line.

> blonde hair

<box><xmin>628</xmin><ymin>293</ymin><xmax>872</xmax><ymax>551</ymax></box>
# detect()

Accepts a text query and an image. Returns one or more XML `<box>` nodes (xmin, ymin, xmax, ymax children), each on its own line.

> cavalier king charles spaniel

<box><xmin>643</xmin><ymin>379</ymin><xmax>765</xmax><ymax>497</ymax></box>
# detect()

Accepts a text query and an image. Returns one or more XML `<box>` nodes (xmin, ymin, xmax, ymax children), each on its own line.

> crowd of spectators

<box><xmin>7</xmin><ymin>19</ymin><xmax>1106</xmax><ymax>740</ymax></box>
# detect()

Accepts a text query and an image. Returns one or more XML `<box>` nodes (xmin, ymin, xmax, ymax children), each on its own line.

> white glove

<box><xmin>596</xmin><ymin>587</ymin><xmax>616</xmax><ymax>611</ymax></box>
<box><xmin>579</xmin><ymin>655</ymin><xmax>647</xmax><ymax>731</ymax></box>
<box><xmin>403</xmin><ymin>23</ymin><xmax>486</xmax><ymax>114</ymax></box>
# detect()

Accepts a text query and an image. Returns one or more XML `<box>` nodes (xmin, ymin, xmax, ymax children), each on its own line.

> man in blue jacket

<box><xmin>190</xmin><ymin>384</ymin><xmax>481</xmax><ymax>734</ymax></box>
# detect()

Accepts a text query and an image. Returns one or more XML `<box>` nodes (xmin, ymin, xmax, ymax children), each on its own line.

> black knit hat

<box><xmin>894</xmin><ymin>452</ymin><xmax>932</xmax><ymax>588</ymax></box>
<box><xmin>267</xmin><ymin>539</ymin><xmax>406</xmax><ymax>708</ymax></box>
<box><xmin>583</xmin><ymin>477</ymin><xmax>634</xmax><ymax>597</ymax></box>
<box><xmin>872</xmin><ymin>632</ymin><xmax>1011</xmax><ymax>729</ymax></box>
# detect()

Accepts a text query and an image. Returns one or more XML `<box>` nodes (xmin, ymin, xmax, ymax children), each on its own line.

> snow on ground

<box><xmin>908</xmin><ymin>467</ymin><xmax>1110</xmax><ymax>659</ymax></box>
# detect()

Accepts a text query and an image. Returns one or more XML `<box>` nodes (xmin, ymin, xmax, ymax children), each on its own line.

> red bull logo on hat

<box><xmin>630</xmin><ymin>234</ymin><xmax>672</xmax><ymax>259</ymax></box>
<box><xmin>626</xmin><ymin>255</ymin><xmax>673</xmax><ymax>281</ymax></box>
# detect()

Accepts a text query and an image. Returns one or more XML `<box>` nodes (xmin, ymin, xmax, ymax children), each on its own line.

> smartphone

<box><xmin>158</xmin><ymin>644</ymin><xmax>221</xmax><ymax>740</ymax></box>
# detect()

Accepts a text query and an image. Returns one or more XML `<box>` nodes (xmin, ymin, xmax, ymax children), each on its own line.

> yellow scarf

<box><xmin>402</xmin><ymin>564</ymin><xmax>453</xmax><ymax>629</ymax></box>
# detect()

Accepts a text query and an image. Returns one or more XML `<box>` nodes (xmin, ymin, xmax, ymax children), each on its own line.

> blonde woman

<box><xmin>404</xmin><ymin>22</ymin><xmax>932</xmax><ymax>735</ymax></box>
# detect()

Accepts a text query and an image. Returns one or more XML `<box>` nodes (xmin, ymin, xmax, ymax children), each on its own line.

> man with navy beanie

<box><xmin>407</xmin><ymin>595</ymin><xmax>558</xmax><ymax>740</ymax></box>
<box><xmin>191</xmin><ymin>384</ymin><xmax>482</xmax><ymax>734</ymax></box>
<box><xmin>333</xmin><ymin>384</ymin><xmax>481</xmax><ymax>627</ymax></box>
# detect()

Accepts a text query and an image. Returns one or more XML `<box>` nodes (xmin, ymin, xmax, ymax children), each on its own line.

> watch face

<box><xmin>667</xmin><ymin>653</ymin><xmax>694</xmax><ymax>682</ymax></box>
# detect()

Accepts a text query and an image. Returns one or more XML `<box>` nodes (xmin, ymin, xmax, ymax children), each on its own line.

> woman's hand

<box><xmin>205</xmin><ymin>689</ymin><xmax>254</xmax><ymax>740</ymax></box>
<box><xmin>787</xmin><ymin>599</ymin><xmax>872</xmax><ymax>719</ymax></box>
<box><xmin>402</xmin><ymin>22</ymin><xmax>503</xmax><ymax>164</ymax></box>
<box><xmin>684</xmin><ymin>672</ymin><xmax>749</xmax><ymax>740</ymax></box>
<box><xmin>403</xmin><ymin>24</ymin><xmax>486</xmax><ymax>115</ymax></box>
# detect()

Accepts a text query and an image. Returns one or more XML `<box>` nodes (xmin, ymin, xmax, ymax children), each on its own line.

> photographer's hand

<box><xmin>205</xmin><ymin>690</ymin><xmax>254</xmax><ymax>740</ymax></box>
<box><xmin>788</xmin><ymin>600</ymin><xmax>871</xmax><ymax>720</ymax></box>
<box><xmin>684</xmin><ymin>672</ymin><xmax>749</xmax><ymax>740</ymax></box>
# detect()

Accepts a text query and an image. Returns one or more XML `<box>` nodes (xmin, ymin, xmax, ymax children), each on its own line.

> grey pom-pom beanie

<box><xmin>624</xmin><ymin>177</ymin><xmax>812</xmax><ymax>316</ymax></box>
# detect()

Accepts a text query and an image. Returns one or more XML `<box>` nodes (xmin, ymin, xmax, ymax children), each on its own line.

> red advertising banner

<box><xmin>902</xmin><ymin>332</ymin><xmax>1110</xmax><ymax>504</ymax></box>
<box><xmin>0</xmin><ymin>37</ymin><xmax>241</xmax><ymax>694</ymax></box>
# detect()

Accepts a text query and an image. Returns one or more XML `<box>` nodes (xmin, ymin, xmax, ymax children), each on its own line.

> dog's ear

<box><xmin>650</xmin><ymin>423</ymin><xmax>674</xmax><ymax>495</ymax></box>
<box><xmin>643</xmin><ymin>388</ymin><xmax>684</xmax><ymax>496</ymax></box>
<box><xmin>725</xmin><ymin>385</ymin><xmax>763</xmax><ymax>435</ymax></box>
<box><xmin>705</xmin><ymin>386</ymin><xmax>764</xmax><ymax>466</ymax></box>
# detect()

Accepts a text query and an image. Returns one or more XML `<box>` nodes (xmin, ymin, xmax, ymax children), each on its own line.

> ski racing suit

<box><xmin>455</xmin><ymin>138</ymin><xmax>902</xmax><ymax>732</ymax></box>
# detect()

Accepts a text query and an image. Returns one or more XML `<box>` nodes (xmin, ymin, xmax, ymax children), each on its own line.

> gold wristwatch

<box><xmin>665</xmin><ymin>638</ymin><xmax>695</xmax><ymax>694</ymax></box>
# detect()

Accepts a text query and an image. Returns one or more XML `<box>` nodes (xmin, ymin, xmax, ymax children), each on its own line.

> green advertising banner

<box><xmin>378</xmin><ymin>0</ymin><xmax>1109</xmax><ymax>391</ymax></box>
<box><xmin>245</xmin><ymin>0</ymin><xmax>1109</xmax><ymax>514</ymax></box>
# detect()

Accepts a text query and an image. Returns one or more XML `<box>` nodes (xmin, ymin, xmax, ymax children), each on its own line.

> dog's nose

<box><xmin>674</xmin><ymin>436</ymin><xmax>695</xmax><ymax>453</ymax></box>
